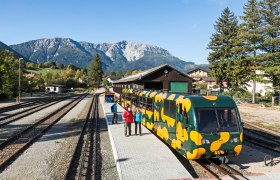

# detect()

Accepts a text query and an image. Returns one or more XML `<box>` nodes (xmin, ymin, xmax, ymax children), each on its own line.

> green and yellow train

<box><xmin>121</xmin><ymin>88</ymin><xmax>243</xmax><ymax>161</ymax></box>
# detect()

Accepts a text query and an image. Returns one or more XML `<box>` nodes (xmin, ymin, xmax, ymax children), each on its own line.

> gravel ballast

<box><xmin>0</xmin><ymin>98</ymin><xmax>75</xmax><ymax>144</ymax></box>
<box><xmin>0</xmin><ymin>96</ymin><xmax>91</xmax><ymax>179</ymax></box>
<box><xmin>98</xmin><ymin>96</ymin><xmax>119</xmax><ymax>180</ymax></box>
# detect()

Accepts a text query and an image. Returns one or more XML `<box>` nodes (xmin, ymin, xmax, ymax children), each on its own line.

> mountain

<box><xmin>0</xmin><ymin>41</ymin><xmax>29</xmax><ymax>61</ymax></box>
<box><xmin>10</xmin><ymin>38</ymin><xmax>208</xmax><ymax>72</ymax></box>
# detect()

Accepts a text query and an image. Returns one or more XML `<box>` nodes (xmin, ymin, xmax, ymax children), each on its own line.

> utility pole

<box><xmin>18</xmin><ymin>58</ymin><xmax>23</xmax><ymax>103</ymax></box>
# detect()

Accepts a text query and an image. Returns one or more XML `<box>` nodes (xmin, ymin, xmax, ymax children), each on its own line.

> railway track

<box><xmin>64</xmin><ymin>94</ymin><xmax>100</xmax><ymax>180</ymax></box>
<box><xmin>0</xmin><ymin>96</ymin><xmax>64</xmax><ymax>114</ymax></box>
<box><xmin>0</xmin><ymin>94</ymin><xmax>87</xmax><ymax>172</ymax></box>
<box><xmin>244</xmin><ymin>123</ymin><xmax>280</xmax><ymax>153</ymax></box>
<box><xmin>0</xmin><ymin>96</ymin><xmax>72</xmax><ymax>127</ymax></box>
<box><xmin>190</xmin><ymin>159</ymin><xmax>248</xmax><ymax>179</ymax></box>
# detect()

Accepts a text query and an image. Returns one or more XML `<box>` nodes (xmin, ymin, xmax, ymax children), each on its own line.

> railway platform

<box><xmin>102</xmin><ymin>102</ymin><xmax>193</xmax><ymax>180</ymax></box>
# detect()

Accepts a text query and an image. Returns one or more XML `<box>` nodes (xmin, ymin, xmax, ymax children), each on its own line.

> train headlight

<box><xmin>230</xmin><ymin>137</ymin><xmax>238</xmax><ymax>143</ymax></box>
<box><xmin>202</xmin><ymin>138</ymin><xmax>210</xmax><ymax>145</ymax></box>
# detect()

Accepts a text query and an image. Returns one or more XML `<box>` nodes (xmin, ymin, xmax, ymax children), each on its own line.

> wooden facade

<box><xmin>113</xmin><ymin>64</ymin><xmax>193</xmax><ymax>94</ymax></box>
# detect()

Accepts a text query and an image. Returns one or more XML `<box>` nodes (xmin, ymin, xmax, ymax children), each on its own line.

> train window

<box><xmin>139</xmin><ymin>96</ymin><xmax>143</xmax><ymax>108</ymax></box>
<box><xmin>179</xmin><ymin>103</ymin><xmax>182</xmax><ymax>114</ymax></box>
<box><xmin>183</xmin><ymin>107</ymin><xmax>189</xmax><ymax>122</ymax></box>
<box><xmin>139</xmin><ymin>96</ymin><xmax>146</xmax><ymax>108</ymax></box>
<box><xmin>196</xmin><ymin>108</ymin><xmax>239</xmax><ymax>133</ymax></box>
<box><xmin>147</xmin><ymin>98</ymin><xmax>153</xmax><ymax>111</ymax></box>
<box><xmin>164</xmin><ymin>100</ymin><xmax>176</xmax><ymax>118</ymax></box>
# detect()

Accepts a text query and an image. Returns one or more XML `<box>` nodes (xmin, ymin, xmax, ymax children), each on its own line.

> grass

<box><xmin>25</xmin><ymin>68</ymin><xmax>65</xmax><ymax>75</ymax></box>
<box><xmin>250</xmin><ymin>120</ymin><xmax>280</xmax><ymax>133</ymax></box>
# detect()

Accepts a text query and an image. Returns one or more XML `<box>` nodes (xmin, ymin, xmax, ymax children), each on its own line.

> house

<box><xmin>107</xmin><ymin>75</ymin><xmax>122</xmax><ymax>84</ymax></box>
<box><xmin>45</xmin><ymin>84</ymin><xmax>65</xmax><ymax>93</ymax></box>
<box><xmin>112</xmin><ymin>64</ymin><xmax>194</xmax><ymax>94</ymax></box>
<box><xmin>187</xmin><ymin>68</ymin><xmax>208</xmax><ymax>81</ymax></box>
<box><xmin>246</xmin><ymin>70</ymin><xmax>273</xmax><ymax>96</ymax></box>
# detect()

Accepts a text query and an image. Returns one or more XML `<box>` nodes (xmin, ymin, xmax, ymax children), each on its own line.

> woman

<box><xmin>123</xmin><ymin>106</ymin><xmax>133</xmax><ymax>137</ymax></box>
<box><xmin>134</xmin><ymin>108</ymin><xmax>142</xmax><ymax>136</ymax></box>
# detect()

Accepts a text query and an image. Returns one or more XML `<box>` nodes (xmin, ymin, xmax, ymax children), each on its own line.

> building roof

<box><xmin>113</xmin><ymin>64</ymin><xmax>193</xmax><ymax>84</ymax></box>
<box><xmin>187</xmin><ymin>68</ymin><xmax>209</xmax><ymax>74</ymax></box>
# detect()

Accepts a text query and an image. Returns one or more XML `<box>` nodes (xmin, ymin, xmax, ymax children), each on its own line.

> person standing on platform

<box><xmin>123</xmin><ymin>106</ymin><xmax>133</xmax><ymax>137</ymax></box>
<box><xmin>134</xmin><ymin>108</ymin><xmax>142</xmax><ymax>135</ymax></box>
<box><xmin>111</xmin><ymin>101</ymin><xmax>118</xmax><ymax>124</ymax></box>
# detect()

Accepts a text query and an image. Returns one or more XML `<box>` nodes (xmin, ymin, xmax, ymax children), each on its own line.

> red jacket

<box><xmin>123</xmin><ymin>110</ymin><xmax>133</xmax><ymax>123</ymax></box>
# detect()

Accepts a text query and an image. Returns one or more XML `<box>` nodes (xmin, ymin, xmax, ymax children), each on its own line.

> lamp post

<box><xmin>18</xmin><ymin>58</ymin><xmax>23</xmax><ymax>103</ymax></box>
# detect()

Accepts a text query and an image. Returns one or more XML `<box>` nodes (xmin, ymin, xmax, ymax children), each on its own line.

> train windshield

<box><xmin>196</xmin><ymin>108</ymin><xmax>239</xmax><ymax>133</ymax></box>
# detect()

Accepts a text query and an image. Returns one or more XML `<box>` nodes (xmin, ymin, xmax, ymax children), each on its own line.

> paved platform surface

<box><xmin>102</xmin><ymin>102</ymin><xmax>193</xmax><ymax>180</ymax></box>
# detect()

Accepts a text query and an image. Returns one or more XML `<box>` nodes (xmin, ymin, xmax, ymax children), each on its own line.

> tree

<box><xmin>88</xmin><ymin>54</ymin><xmax>104</xmax><ymax>88</ymax></box>
<box><xmin>26</xmin><ymin>62</ymin><xmax>36</xmax><ymax>68</ymax></box>
<box><xmin>74</xmin><ymin>69</ymin><xmax>82</xmax><ymax>80</ymax></box>
<box><xmin>33</xmin><ymin>73</ymin><xmax>45</xmax><ymax>91</ymax></box>
<box><xmin>239</xmin><ymin>0</ymin><xmax>263</xmax><ymax>103</ymax></box>
<box><xmin>67</xmin><ymin>64</ymin><xmax>78</xmax><ymax>71</ymax></box>
<box><xmin>66</xmin><ymin>78</ymin><xmax>76</xmax><ymax>88</ymax></box>
<box><xmin>117</xmin><ymin>70</ymin><xmax>124</xmax><ymax>77</ymax></box>
<box><xmin>65</xmin><ymin>67</ymin><xmax>75</xmax><ymax>79</ymax></box>
<box><xmin>258</xmin><ymin>0</ymin><xmax>280</xmax><ymax>95</ymax></box>
<box><xmin>109</xmin><ymin>71</ymin><xmax>116</xmax><ymax>76</ymax></box>
<box><xmin>208</xmin><ymin>8</ymin><xmax>249</xmax><ymax>91</ymax></box>
<box><xmin>102</xmin><ymin>78</ymin><xmax>111</xmax><ymax>87</ymax></box>
<box><xmin>43</xmin><ymin>70</ymin><xmax>53</xmax><ymax>85</ymax></box>
<box><xmin>58</xmin><ymin>63</ymin><xmax>65</xmax><ymax>69</ymax></box>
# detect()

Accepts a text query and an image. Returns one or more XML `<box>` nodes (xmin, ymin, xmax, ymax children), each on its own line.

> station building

<box><xmin>45</xmin><ymin>84</ymin><xmax>65</xmax><ymax>93</ymax></box>
<box><xmin>112</xmin><ymin>64</ymin><xmax>194</xmax><ymax>94</ymax></box>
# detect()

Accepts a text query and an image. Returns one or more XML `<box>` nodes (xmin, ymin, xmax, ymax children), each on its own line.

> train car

<box><xmin>104</xmin><ymin>91</ymin><xmax>115</xmax><ymax>103</ymax></box>
<box><xmin>122</xmin><ymin>88</ymin><xmax>243</xmax><ymax>162</ymax></box>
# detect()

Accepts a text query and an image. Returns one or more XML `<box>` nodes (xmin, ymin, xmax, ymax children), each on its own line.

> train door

<box><xmin>175</xmin><ymin>103</ymin><xmax>190</xmax><ymax>152</ymax></box>
<box><xmin>144</xmin><ymin>97</ymin><xmax>154</xmax><ymax>130</ymax></box>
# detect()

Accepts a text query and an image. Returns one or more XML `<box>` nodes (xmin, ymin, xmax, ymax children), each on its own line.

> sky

<box><xmin>0</xmin><ymin>0</ymin><xmax>247</xmax><ymax>64</ymax></box>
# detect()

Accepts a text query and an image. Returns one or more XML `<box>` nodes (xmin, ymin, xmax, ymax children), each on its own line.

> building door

<box><xmin>170</xmin><ymin>82</ymin><xmax>188</xmax><ymax>93</ymax></box>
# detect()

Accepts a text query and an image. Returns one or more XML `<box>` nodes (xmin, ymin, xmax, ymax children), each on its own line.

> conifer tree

<box><xmin>258</xmin><ymin>0</ymin><xmax>280</xmax><ymax>95</ymax></box>
<box><xmin>88</xmin><ymin>54</ymin><xmax>104</xmax><ymax>88</ymax></box>
<box><xmin>208</xmin><ymin>8</ymin><xmax>249</xmax><ymax>91</ymax></box>
<box><xmin>239</xmin><ymin>0</ymin><xmax>263</xmax><ymax>102</ymax></box>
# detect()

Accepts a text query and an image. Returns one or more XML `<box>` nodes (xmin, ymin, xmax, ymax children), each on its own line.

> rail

<box><xmin>0</xmin><ymin>94</ymin><xmax>86</xmax><ymax>172</ymax></box>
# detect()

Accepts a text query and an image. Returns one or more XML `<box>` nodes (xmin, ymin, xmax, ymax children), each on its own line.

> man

<box><xmin>123</xmin><ymin>106</ymin><xmax>133</xmax><ymax>137</ymax></box>
<box><xmin>111</xmin><ymin>101</ymin><xmax>118</xmax><ymax>124</ymax></box>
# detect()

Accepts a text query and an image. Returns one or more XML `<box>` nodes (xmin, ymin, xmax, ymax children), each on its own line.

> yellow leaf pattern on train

<box><xmin>210</xmin><ymin>132</ymin><xmax>230</xmax><ymax>152</ymax></box>
<box><xmin>167</xmin><ymin>94</ymin><xmax>176</xmax><ymax>100</ymax></box>
<box><xmin>171</xmin><ymin>139</ymin><xmax>182</xmax><ymax>150</ymax></box>
<box><xmin>142</xmin><ymin>117</ymin><xmax>146</xmax><ymax>126</ymax></box>
<box><xmin>149</xmin><ymin>92</ymin><xmax>157</xmax><ymax>98</ymax></box>
<box><xmin>156</xmin><ymin>126</ymin><xmax>169</xmax><ymax>141</ymax></box>
<box><xmin>154</xmin><ymin>111</ymin><xmax>160</xmax><ymax>121</ymax></box>
<box><xmin>190</xmin><ymin>130</ymin><xmax>203</xmax><ymax>146</ymax></box>
<box><xmin>146</xmin><ymin>110</ymin><xmax>153</xmax><ymax>119</ymax></box>
<box><xmin>176</xmin><ymin>121</ymin><xmax>188</xmax><ymax>142</ymax></box>
<box><xmin>234</xmin><ymin>145</ymin><xmax>242</xmax><ymax>156</ymax></box>
<box><xmin>203</xmin><ymin>96</ymin><xmax>218</xmax><ymax>101</ymax></box>
<box><xmin>161</xmin><ymin>108</ymin><xmax>175</xmax><ymax>127</ymax></box>
<box><xmin>186</xmin><ymin>148</ymin><xmax>206</xmax><ymax>159</ymax></box>
<box><xmin>240</xmin><ymin>132</ymin><xmax>243</xmax><ymax>142</ymax></box>
<box><xmin>155</xmin><ymin>93</ymin><xmax>167</xmax><ymax>102</ymax></box>
<box><xmin>146</xmin><ymin>122</ymin><xmax>154</xmax><ymax>130</ymax></box>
